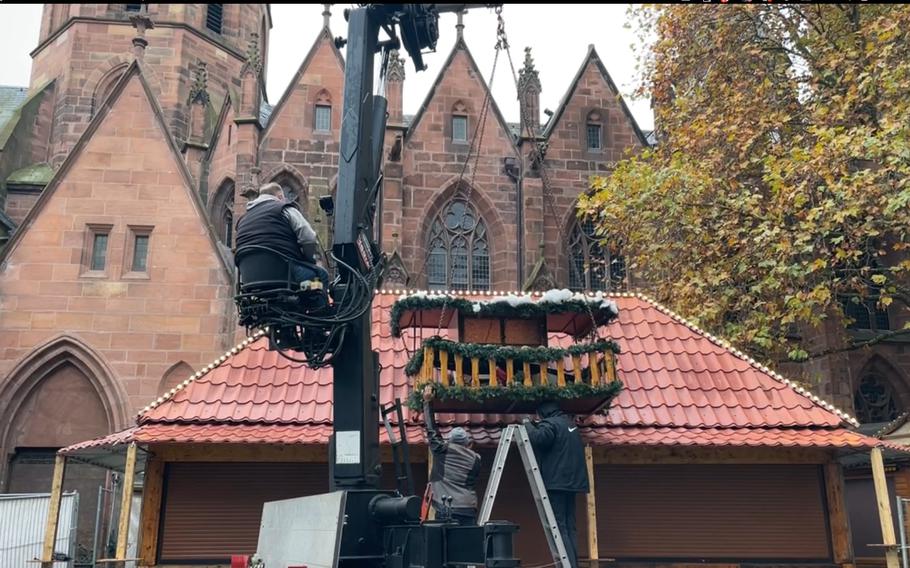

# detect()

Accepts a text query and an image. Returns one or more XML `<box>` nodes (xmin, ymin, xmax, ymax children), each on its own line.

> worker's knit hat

<box><xmin>449</xmin><ymin>427</ymin><xmax>471</xmax><ymax>445</ymax></box>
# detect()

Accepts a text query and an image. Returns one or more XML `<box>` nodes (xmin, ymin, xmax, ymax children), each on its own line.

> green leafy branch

<box><xmin>407</xmin><ymin>380</ymin><xmax>623</xmax><ymax>413</ymax></box>
<box><xmin>390</xmin><ymin>294</ymin><xmax>618</xmax><ymax>337</ymax></box>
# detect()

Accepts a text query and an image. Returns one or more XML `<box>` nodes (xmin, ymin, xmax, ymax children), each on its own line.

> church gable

<box><xmin>261</xmin><ymin>29</ymin><xmax>344</xmax><ymax>147</ymax></box>
<box><xmin>0</xmin><ymin>64</ymin><xmax>232</xmax><ymax>397</ymax></box>
<box><xmin>544</xmin><ymin>47</ymin><xmax>648</xmax><ymax>160</ymax></box>
<box><xmin>405</xmin><ymin>42</ymin><xmax>515</xmax><ymax>154</ymax></box>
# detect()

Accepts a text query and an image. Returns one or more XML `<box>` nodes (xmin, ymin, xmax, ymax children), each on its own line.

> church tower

<box><xmin>29</xmin><ymin>4</ymin><xmax>271</xmax><ymax>166</ymax></box>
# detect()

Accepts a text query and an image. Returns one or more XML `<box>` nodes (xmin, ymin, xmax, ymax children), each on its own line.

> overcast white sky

<box><xmin>0</xmin><ymin>4</ymin><xmax>653</xmax><ymax>130</ymax></box>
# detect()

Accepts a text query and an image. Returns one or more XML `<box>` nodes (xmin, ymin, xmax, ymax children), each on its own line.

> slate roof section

<box><xmin>259</xmin><ymin>101</ymin><xmax>273</xmax><ymax>128</ymax></box>
<box><xmin>0</xmin><ymin>86</ymin><xmax>28</xmax><ymax>133</ymax></box>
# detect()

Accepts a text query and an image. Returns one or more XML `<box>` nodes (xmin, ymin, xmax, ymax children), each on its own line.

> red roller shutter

<box><xmin>159</xmin><ymin>462</ymin><xmax>329</xmax><ymax>563</ymax></box>
<box><xmin>596</xmin><ymin>464</ymin><xmax>831</xmax><ymax>561</ymax></box>
<box><xmin>158</xmin><ymin>461</ymin><xmax>428</xmax><ymax>564</ymax></box>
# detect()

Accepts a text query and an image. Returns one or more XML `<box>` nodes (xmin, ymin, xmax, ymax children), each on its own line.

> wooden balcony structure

<box><xmin>396</xmin><ymin>291</ymin><xmax>624</xmax><ymax>415</ymax></box>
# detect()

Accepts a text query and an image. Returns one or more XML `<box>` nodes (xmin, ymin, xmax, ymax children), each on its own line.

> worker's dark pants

<box><xmin>434</xmin><ymin>505</ymin><xmax>477</xmax><ymax>526</ymax></box>
<box><xmin>290</xmin><ymin>262</ymin><xmax>329</xmax><ymax>289</ymax></box>
<box><xmin>549</xmin><ymin>490</ymin><xmax>579</xmax><ymax>568</ymax></box>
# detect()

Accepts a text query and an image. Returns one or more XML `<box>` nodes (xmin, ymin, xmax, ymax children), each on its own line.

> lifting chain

<box><xmin>497</xmin><ymin>8</ymin><xmax>601</xmax><ymax>339</ymax></box>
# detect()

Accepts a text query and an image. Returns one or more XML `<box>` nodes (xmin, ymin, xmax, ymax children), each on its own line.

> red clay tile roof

<box><xmin>66</xmin><ymin>292</ymin><xmax>884</xmax><ymax>453</ymax></box>
<box><xmin>63</xmin><ymin>424</ymin><xmax>885</xmax><ymax>454</ymax></box>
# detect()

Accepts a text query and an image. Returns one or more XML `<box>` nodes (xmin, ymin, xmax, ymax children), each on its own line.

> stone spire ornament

<box><xmin>456</xmin><ymin>10</ymin><xmax>465</xmax><ymax>41</ymax></box>
<box><xmin>322</xmin><ymin>3</ymin><xmax>332</xmax><ymax>29</ymax></box>
<box><xmin>518</xmin><ymin>47</ymin><xmax>541</xmax><ymax>94</ymax></box>
<box><xmin>188</xmin><ymin>60</ymin><xmax>210</xmax><ymax>106</ymax></box>
<box><xmin>129</xmin><ymin>13</ymin><xmax>154</xmax><ymax>60</ymax></box>
<box><xmin>387</xmin><ymin>49</ymin><xmax>406</xmax><ymax>83</ymax></box>
<box><xmin>245</xmin><ymin>32</ymin><xmax>262</xmax><ymax>76</ymax></box>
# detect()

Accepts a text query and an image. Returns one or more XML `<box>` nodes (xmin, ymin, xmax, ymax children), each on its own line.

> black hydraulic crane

<box><xmin>235</xmin><ymin>4</ymin><xmax>518</xmax><ymax>567</ymax></box>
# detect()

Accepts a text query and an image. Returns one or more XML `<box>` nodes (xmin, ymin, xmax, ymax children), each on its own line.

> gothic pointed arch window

<box><xmin>270</xmin><ymin>172</ymin><xmax>305</xmax><ymax>208</ymax></box>
<box><xmin>91</xmin><ymin>63</ymin><xmax>128</xmax><ymax>117</ymax></box>
<box><xmin>315</xmin><ymin>90</ymin><xmax>332</xmax><ymax>132</ymax></box>
<box><xmin>426</xmin><ymin>199</ymin><xmax>489</xmax><ymax>291</ymax></box>
<box><xmin>211</xmin><ymin>180</ymin><xmax>235</xmax><ymax>246</ymax></box>
<box><xmin>567</xmin><ymin>217</ymin><xmax>626</xmax><ymax>292</ymax></box>
<box><xmin>854</xmin><ymin>374</ymin><xmax>902</xmax><ymax>424</ymax></box>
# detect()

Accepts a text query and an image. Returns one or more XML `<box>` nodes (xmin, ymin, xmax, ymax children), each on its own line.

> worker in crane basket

<box><xmin>523</xmin><ymin>401</ymin><xmax>589</xmax><ymax>568</ymax></box>
<box><xmin>422</xmin><ymin>385</ymin><xmax>482</xmax><ymax>525</ymax></box>
<box><xmin>235</xmin><ymin>182</ymin><xmax>329</xmax><ymax>290</ymax></box>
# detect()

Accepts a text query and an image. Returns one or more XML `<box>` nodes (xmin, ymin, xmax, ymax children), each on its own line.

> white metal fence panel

<box><xmin>0</xmin><ymin>492</ymin><xmax>78</xmax><ymax>568</ymax></box>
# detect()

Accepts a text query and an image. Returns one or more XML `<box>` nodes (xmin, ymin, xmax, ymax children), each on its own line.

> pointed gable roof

<box><xmin>405</xmin><ymin>37</ymin><xmax>517</xmax><ymax>153</ymax></box>
<box><xmin>261</xmin><ymin>26</ymin><xmax>344</xmax><ymax>140</ymax></box>
<box><xmin>543</xmin><ymin>44</ymin><xmax>649</xmax><ymax>146</ymax></box>
<box><xmin>0</xmin><ymin>60</ymin><xmax>231</xmax><ymax>278</ymax></box>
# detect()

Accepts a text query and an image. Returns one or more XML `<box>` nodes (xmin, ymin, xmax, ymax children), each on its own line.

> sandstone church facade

<box><xmin>0</xmin><ymin>3</ymin><xmax>907</xmax><ymax>562</ymax></box>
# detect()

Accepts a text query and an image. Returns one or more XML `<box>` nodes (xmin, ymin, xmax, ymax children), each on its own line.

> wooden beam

<box><xmin>585</xmin><ymin>446</ymin><xmax>599</xmax><ymax>566</ymax></box>
<box><xmin>153</xmin><ymin>443</ymin><xmax>326</xmax><ymax>462</ymax></box>
<box><xmin>116</xmin><ymin>442</ymin><xmax>138</xmax><ymax>560</ymax></box>
<box><xmin>138</xmin><ymin>457</ymin><xmax>165</xmax><ymax>567</ymax></box>
<box><xmin>871</xmin><ymin>447</ymin><xmax>900</xmax><ymax>568</ymax></box>
<box><xmin>152</xmin><ymin>443</ymin><xmax>428</xmax><ymax>463</ymax></box>
<box><xmin>824</xmin><ymin>461</ymin><xmax>854</xmax><ymax>565</ymax></box>
<box><xmin>40</xmin><ymin>454</ymin><xmax>67</xmax><ymax>568</ymax></box>
<box><xmin>590</xmin><ymin>445</ymin><xmax>829</xmax><ymax>465</ymax></box>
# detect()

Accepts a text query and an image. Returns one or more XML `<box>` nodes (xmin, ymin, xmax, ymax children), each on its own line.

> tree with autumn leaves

<box><xmin>580</xmin><ymin>5</ymin><xmax>910</xmax><ymax>363</ymax></box>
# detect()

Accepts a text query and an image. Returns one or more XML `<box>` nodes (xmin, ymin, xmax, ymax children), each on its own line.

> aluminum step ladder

<box><xmin>478</xmin><ymin>424</ymin><xmax>571</xmax><ymax>568</ymax></box>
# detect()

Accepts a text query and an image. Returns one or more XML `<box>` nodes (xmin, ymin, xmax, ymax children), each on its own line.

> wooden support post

<box><xmin>605</xmin><ymin>352</ymin><xmax>616</xmax><ymax>382</ymax></box>
<box><xmin>454</xmin><ymin>354</ymin><xmax>464</xmax><ymax>386</ymax></box>
<box><xmin>590</xmin><ymin>354</ymin><xmax>601</xmax><ymax>385</ymax></box>
<box><xmin>523</xmin><ymin>361</ymin><xmax>532</xmax><ymax>387</ymax></box>
<box><xmin>585</xmin><ymin>446</ymin><xmax>599</xmax><ymax>567</ymax></box>
<box><xmin>440</xmin><ymin>350</ymin><xmax>450</xmax><ymax>386</ymax></box>
<box><xmin>41</xmin><ymin>454</ymin><xmax>67</xmax><ymax>568</ymax></box>
<box><xmin>138</xmin><ymin>457</ymin><xmax>165</xmax><ymax>566</ymax></box>
<box><xmin>489</xmin><ymin>358</ymin><xmax>497</xmax><ymax>386</ymax></box>
<box><xmin>824</xmin><ymin>461</ymin><xmax>854</xmax><ymax>565</ymax></box>
<box><xmin>872</xmin><ymin>447</ymin><xmax>900</xmax><ymax>568</ymax></box>
<box><xmin>424</xmin><ymin>347</ymin><xmax>434</xmax><ymax>382</ymax></box>
<box><xmin>557</xmin><ymin>358</ymin><xmax>566</xmax><ymax>387</ymax></box>
<box><xmin>506</xmin><ymin>358</ymin><xmax>515</xmax><ymax>385</ymax></box>
<box><xmin>573</xmin><ymin>355</ymin><xmax>583</xmax><ymax>383</ymax></box>
<box><xmin>471</xmin><ymin>357</ymin><xmax>480</xmax><ymax>387</ymax></box>
<box><xmin>116</xmin><ymin>442</ymin><xmax>138</xmax><ymax>560</ymax></box>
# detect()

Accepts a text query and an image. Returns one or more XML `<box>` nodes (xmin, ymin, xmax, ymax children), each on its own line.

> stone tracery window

<box><xmin>426</xmin><ymin>199</ymin><xmax>489</xmax><ymax>291</ymax></box>
<box><xmin>271</xmin><ymin>173</ymin><xmax>304</xmax><ymax>206</ymax></box>
<box><xmin>586</xmin><ymin>110</ymin><xmax>603</xmax><ymax>151</ymax></box>
<box><xmin>854</xmin><ymin>374</ymin><xmax>901</xmax><ymax>424</ymax></box>
<box><xmin>452</xmin><ymin>100</ymin><xmax>468</xmax><ymax>143</ymax></box>
<box><xmin>315</xmin><ymin>90</ymin><xmax>332</xmax><ymax>132</ymax></box>
<box><xmin>211</xmin><ymin>180</ymin><xmax>235</xmax><ymax>246</ymax></box>
<box><xmin>567</xmin><ymin>218</ymin><xmax>626</xmax><ymax>292</ymax></box>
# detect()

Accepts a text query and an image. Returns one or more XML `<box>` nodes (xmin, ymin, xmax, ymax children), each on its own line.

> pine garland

<box><xmin>390</xmin><ymin>293</ymin><xmax>618</xmax><ymax>337</ymax></box>
<box><xmin>404</xmin><ymin>337</ymin><xmax>621</xmax><ymax>377</ymax></box>
<box><xmin>407</xmin><ymin>380</ymin><xmax>623</xmax><ymax>413</ymax></box>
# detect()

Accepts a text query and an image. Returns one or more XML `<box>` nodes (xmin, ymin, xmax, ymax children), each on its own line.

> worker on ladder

<box><xmin>523</xmin><ymin>401</ymin><xmax>589</xmax><ymax>568</ymax></box>
<box><xmin>423</xmin><ymin>385</ymin><xmax>482</xmax><ymax>525</ymax></box>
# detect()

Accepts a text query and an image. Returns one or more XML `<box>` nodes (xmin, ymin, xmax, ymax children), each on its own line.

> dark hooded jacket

<box><xmin>424</xmin><ymin>402</ymin><xmax>482</xmax><ymax>511</ymax></box>
<box><xmin>524</xmin><ymin>402</ymin><xmax>589</xmax><ymax>493</ymax></box>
